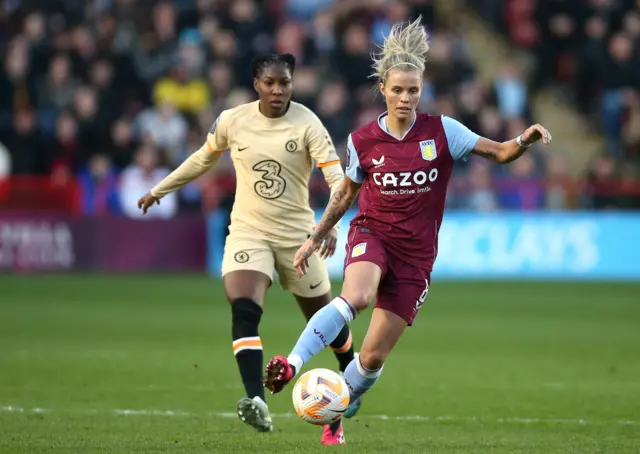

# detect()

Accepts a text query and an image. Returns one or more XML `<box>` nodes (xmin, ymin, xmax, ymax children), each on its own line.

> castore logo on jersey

<box><xmin>372</xmin><ymin>156</ymin><xmax>385</xmax><ymax>168</ymax></box>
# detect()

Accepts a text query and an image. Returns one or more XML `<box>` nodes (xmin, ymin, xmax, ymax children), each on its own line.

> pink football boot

<box><xmin>321</xmin><ymin>419</ymin><xmax>346</xmax><ymax>445</ymax></box>
<box><xmin>264</xmin><ymin>356</ymin><xmax>295</xmax><ymax>394</ymax></box>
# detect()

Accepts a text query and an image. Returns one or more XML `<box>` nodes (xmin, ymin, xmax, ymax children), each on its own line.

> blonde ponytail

<box><xmin>371</xmin><ymin>15</ymin><xmax>430</xmax><ymax>82</ymax></box>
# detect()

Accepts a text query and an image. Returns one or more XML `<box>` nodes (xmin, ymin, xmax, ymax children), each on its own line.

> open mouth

<box><xmin>270</xmin><ymin>100</ymin><xmax>284</xmax><ymax>106</ymax></box>
<box><xmin>397</xmin><ymin>107</ymin><xmax>411</xmax><ymax>113</ymax></box>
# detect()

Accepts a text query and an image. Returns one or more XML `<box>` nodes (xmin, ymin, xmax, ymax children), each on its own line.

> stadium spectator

<box><xmin>78</xmin><ymin>154</ymin><xmax>121</xmax><ymax>216</ymax></box>
<box><xmin>107</xmin><ymin>117</ymin><xmax>138</xmax><ymax>170</ymax></box>
<box><xmin>0</xmin><ymin>141</ymin><xmax>8</xmax><ymax>205</ymax></box>
<box><xmin>576</xmin><ymin>15</ymin><xmax>609</xmax><ymax>116</ymax></box>
<box><xmin>0</xmin><ymin>142</ymin><xmax>10</xmax><ymax>178</ymax></box>
<box><xmin>88</xmin><ymin>59</ymin><xmax>122</xmax><ymax>127</ymax></box>
<box><xmin>310</xmin><ymin>9</ymin><xmax>336</xmax><ymax>54</ymax></box>
<box><xmin>133</xmin><ymin>1</ymin><xmax>178</xmax><ymax>84</ymax></box>
<box><xmin>498</xmin><ymin>153</ymin><xmax>545</xmax><ymax>210</ymax></box>
<box><xmin>545</xmin><ymin>155</ymin><xmax>573</xmax><ymax>210</ymax></box>
<box><xmin>316</xmin><ymin>79</ymin><xmax>353</xmax><ymax>143</ymax></box>
<box><xmin>3</xmin><ymin>107</ymin><xmax>45</xmax><ymax>175</ymax></box>
<box><xmin>584</xmin><ymin>154</ymin><xmax>620</xmax><ymax>210</ymax></box>
<box><xmin>207</xmin><ymin>61</ymin><xmax>233</xmax><ymax>113</ymax></box>
<box><xmin>336</xmin><ymin>23</ymin><xmax>374</xmax><ymax>92</ymax></box>
<box><xmin>599</xmin><ymin>33</ymin><xmax>639</xmax><ymax>152</ymax></box>
<box><xmin>51</xmin><ymin>111</ymin><xmax>82</xmax><ymax>176</ymax></box>
<box><xmin>135</xmin><ymin>101</ymin><xmax>188</xmax><ymax>166</ymax></box>
<box><xmin>0</xmin><ymin>38</ymin><xmax>34</xmax><ymax>126</ymax></box>
<box><xmin>36</xmin><ymin>54</ymin><xmax>79</xmax><ymax>112</ymax></box>
<box><xmin>153</xmin><ymin>31</ymin><xmax>210</xmax><ymax>115</ymax></box>
<box><xmin>73</xmin><ymin>85</ymin><xmax>103</xmax><ymax>156</ymax></box>
<box><xmin>465</xmin><ymin>160</ymin><xmax>499</xmax><ymax>212</ymax></box>
<box><xmin>119</xmin><ymin>144</ymin><xmax>177</xmax><ymax>219</ymax></box>
<box><xmin>494</xmin><ymin>60</ymin><xmax>528</xmax><ymax>120</ymax></box>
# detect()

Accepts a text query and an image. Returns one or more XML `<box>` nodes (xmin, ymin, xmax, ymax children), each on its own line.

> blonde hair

<box><xmin>372</xmin><ymin>16</ymin><xmax>430</xmax><ymax>83</ymax></box>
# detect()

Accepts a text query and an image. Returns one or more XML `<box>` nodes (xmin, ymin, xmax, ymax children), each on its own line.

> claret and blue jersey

<box><xmin>345</xmin><ymin>112</ymin><xmax>480</xmax><ymax>271</ymax></box>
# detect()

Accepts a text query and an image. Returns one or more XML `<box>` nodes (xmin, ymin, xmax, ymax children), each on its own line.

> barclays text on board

<box><xmin>207</xmin><ymin>211</ymin><xmax>640</xmax><ymax>280</ymax></box>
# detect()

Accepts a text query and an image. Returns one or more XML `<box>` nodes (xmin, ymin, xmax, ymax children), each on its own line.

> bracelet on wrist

<box><xmin>517</xmin><ymin>135</ymin><xmax>532</xmax><ymax>148</ymax></box>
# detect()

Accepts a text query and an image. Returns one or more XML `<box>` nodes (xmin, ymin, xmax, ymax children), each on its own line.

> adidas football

<box><xmin>292</xmin><ymin>368</ymin><xmax>350</xmax><ymax>425</ymax></box>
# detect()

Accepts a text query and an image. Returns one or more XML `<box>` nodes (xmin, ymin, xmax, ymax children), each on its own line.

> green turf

<box><xmin>1</xmin><ymin>275</ymin><xmax>639</xmax><ymax>453</ymax></box>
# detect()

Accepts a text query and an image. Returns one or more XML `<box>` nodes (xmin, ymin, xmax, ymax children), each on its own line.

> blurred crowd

<box><xmin>0</xmin><ymin>0</ymin><xmax>636</xmax><ymax>218</ymax></box>
<box><xmin>474</xmin><ymin>0</ymin><xmax>640</xmax><ymax>209</ymax></box>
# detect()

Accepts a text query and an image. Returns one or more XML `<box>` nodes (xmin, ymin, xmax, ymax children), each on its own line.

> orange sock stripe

<box><xmin>331</xmin><ymin>331</ymin><xmax>352</xmax><ymax>353</ymax></box>
<box><xmin>232</xmin><ymin>337</ymin><xmax>262</xmax><ymax>355</ymax></box>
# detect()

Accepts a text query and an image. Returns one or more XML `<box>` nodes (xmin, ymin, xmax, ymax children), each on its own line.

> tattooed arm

<box><xmin>473</xmin><ymin>124</ymin><xmax>552</xmax><ymax>164</ymax></box>
<box><xmin>293</xmin><ymin>177</ymin><xmax>361</xmax><ymax>276</ymax></box>
<box><xmin>311</xmin><ymin>177</ymin><xmax>361</xmax><ymax>242</ymax></box>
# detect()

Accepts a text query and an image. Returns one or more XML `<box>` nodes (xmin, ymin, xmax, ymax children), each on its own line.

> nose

<box><xmin>272</xmin><ymin>84</ymin><xmax>283</xmax><ymax>96</ymax></box>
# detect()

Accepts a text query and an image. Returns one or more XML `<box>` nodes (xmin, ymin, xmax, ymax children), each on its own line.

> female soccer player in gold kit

<box><xmin>138</xmin><ymin>54</ymin><xmax>360</xmax><ymax>441</ymax></box>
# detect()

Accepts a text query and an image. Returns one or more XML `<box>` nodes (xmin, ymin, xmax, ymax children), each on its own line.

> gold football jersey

<box><xmin>152</xmin><ymin>100</ymin><xmax>344</xmax><ymax>246</ymax></box>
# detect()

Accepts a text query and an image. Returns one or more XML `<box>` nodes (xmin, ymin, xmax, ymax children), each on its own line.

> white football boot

<box><xmin>236</xmin><ymin>396</ymin><xmax>274</xmax><ymax>432</ymax></box>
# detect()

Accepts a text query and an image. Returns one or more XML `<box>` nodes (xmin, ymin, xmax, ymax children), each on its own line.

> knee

<box><xmin>223</xmin><ymin>271</ymin><xmax>269</xmax><ymax>305</ymax></box>
<box><xmin>341</xmin><ymin>289</ymin><xmax>375</xmax><ymax>312</ymax></box>
<box><xmin>358</xmin><ymin>348</ymin><xmax>385</xmax><ymax>371</ymax></box>
<box><xmin>226</xmin><ymin>285</ymin><xmax>263</xmax><ymax>305</ymax></box>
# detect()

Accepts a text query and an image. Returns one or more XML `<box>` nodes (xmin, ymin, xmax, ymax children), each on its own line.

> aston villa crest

<box><xmin>419</xmin><ymin>139</ymin><xmax>437</xmax><ymax>161</ymax></box>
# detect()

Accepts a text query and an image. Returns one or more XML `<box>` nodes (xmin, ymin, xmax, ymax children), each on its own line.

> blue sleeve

<box><xmin>442</xmin><ymin>116</ymin><xmax>481</xmax><ymax>161</ymax></box>
<box><xmin>345</xmin><ymin>134</ymin><xmax>365</xmax><ymax>184</ymax></box>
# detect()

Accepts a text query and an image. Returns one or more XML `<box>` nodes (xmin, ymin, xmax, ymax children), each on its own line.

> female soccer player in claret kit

<box><xmin>265</xmin><ymin>16</ymin><xmax>552</xmax><ymax>442</ymax></box>
<box><xmin>137</xmin><ymin>54</ymin><xmax>361</xmax><ymax>443</ymax></box>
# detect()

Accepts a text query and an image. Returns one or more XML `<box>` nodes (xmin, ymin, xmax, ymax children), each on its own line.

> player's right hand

<box><xmin>293</xmin><ymin>238</ymin><xmax>321</xmax><ymax>278</ymax></box>
<box><xmin>318</xmin><ymin>228</ymin><xmax>338</xmax><ymax>259</ymax></box>
<box><xmin>137</xmin><ymin>193</ymin><xmax>160</xmax><ymax>215</ymax></box>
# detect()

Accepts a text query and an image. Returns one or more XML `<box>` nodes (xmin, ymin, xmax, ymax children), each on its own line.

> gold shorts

<box><xmin>221</xmin><ymin>234</ymin><xmax>331</xmax><ymax>298</ymax></box>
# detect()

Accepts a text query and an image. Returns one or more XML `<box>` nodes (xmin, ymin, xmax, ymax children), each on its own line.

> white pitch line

<box><xmin>1</xmin><ymin>405</ymin><xmax>638</xmax><ymax>426</ymax></box>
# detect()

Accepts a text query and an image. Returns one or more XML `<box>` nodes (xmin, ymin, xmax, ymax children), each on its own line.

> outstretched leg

<box><xmin>294</xmin><ymin>292</ymin><xmax>355</xmax><ymax>444</ymax></box>
<box><xmin>264</xmin><ymin>261</ymin><xmax>381</xmax><ymax>394</ymax></box>
<box><xmin>294</xmin><ymin>292</ymin><xmax>361</xmax><ymax>421</ymax></box>
<box><xmin>294</xmin><ymin>293</ymin><xmax>356</xmax><ymax>373</ymax></box>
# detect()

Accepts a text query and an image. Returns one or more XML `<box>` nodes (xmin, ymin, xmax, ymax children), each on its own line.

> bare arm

<box><xmin>472</xmin><ymin>124</ymin><xmax>552</xmax><ymax>164</ymax></box>
<box><xmin>310</xmin><ymin>177</ymin><xmax>362</xmax><ymax>242</ymax></box>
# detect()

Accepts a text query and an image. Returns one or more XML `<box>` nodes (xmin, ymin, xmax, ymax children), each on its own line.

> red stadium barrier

<box><xmin>0</xmin><ymin>177</ymin><xmax>81</xmax><ymax>214</ymax></box>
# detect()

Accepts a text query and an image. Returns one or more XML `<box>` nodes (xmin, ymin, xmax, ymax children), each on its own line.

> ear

<box><xmin>253</xmin><ymin>78</ymin><xmax>259</xmax><ymax>93</ymax></box>
<box><xmin>379</xmin><ymin>81</ymin><xmax>385</xmax><ymax>97</ymax></box>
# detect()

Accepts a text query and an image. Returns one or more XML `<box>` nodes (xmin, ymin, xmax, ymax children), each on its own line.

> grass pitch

<box><xmin>1</xmin><ymin>275</ymin><xmax>639</xmax><ymax>453</ymax></box>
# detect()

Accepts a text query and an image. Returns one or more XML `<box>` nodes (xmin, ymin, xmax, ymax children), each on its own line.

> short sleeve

<box><xmin>307</xmin><ymin>115</ymin><xmax>341</xmax><ymax>168</ymax></box>
<box><xmin>345</xmin><ymin>134</ymin><xmax>365</xmax><ymax>184</ymax></box>
<box><xmin>442</xmin><ymin>115</ymin><xmax>481</xmax><ymax>161</ymax></box>
<box><xmin>206</xmin><ymin>111</ymin><xmax>229</xmax><ymax>152</ymax></box>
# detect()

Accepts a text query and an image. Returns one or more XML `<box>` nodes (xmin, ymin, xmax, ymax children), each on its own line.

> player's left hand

<box><xmin>317</xmin><ymin>228</ymin><xmax>338</xmax><ymax>260</ymax></box>
<box><xmin>521</xmin><ymin>124</ymin><xmax>552</xmax><ymax>145</ymax></box>
<box><xmin>293</xmin><ymin>237</ymin><xmax>322</xmax><ymax>278</ymax></box>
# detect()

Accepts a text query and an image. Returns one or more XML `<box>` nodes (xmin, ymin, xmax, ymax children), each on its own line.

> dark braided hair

<box><xmin>251</xmin><ymin>53</ymin><xmax>296</xmax><ymax>79</ymax></box>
